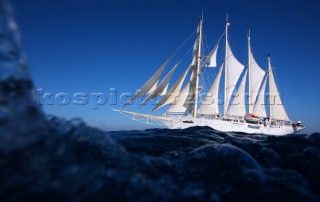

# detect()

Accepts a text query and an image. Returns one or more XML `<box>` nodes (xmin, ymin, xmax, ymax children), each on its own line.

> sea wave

<box><xmin>1</xmin><ymin>120</ymin><xmax>320</xmax><ymax>201</ymax></box>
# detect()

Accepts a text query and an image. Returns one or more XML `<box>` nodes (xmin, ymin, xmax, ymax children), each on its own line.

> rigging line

<box><xmin>200</xmin><ymin>30</ymin><xmax>226</xmax><ymax>71</ymax></box>
<box><xmin>202</xmin><ymin>65</ymin><xmax>212</xmax><ymax>95</ymax></box>
<box><xmin>199</xmin><ymin>39</ymin><xmax>210</xmax><ymax>93</ymax></box>
<box><xmin>145</xmin><ymin>35</ymin><xmax>198</xmax><ymax>115</ymax></box>
<box><xmin>180</xmin><ymin>44</ymin><xmax>196</xmax><ymax>64</ymax></box>
<box><xmin>171</xmin><ymin>28</ymin><xmax>201</xmax><ymax>67</ymax></box>
<box><xmin>203</xmin><ymin>74</ymin><xmax>213</xmax><ymax>99</ymax></box>
<box><xmin>152</xmin><ymin>27</ymin><xmax>197</xmax><ymax>88</ymax></box>
<box><xmin>146</xmin><ymin>55</ymin><xmax>194</xmax><ymax>116</ymax></box>
<box><xmin>136</xmin><ymin>34</ymin><xmax>198</xmax><ymax>114</ymax></box>
<box><xmin>199</xmin><ymin>71</ymin><xmax>208</xmax><ymax>97</ymax></box>
<box><xmin>243</xmin><ymin>46</ymin><xmax>249</xmax><ymax>68</ymax></box>
<box><xmin>202</xmin><ymin>35</ymin><xmax>225</xmax><ymax>93</ymax></box>
<box><xmin>204</xmin><ymin>28</ymin><xmax>226</xmax><ymax>51</ymax></box>
<box><xmin>202</xmin><ymin>27</ymin><xmax>211</xmax><ymax>56</ymax></box>
<box><xmin>217</xmin><ymin>44</ymin><xmax>226</xmax><ymax>115</ymax></box>
<box><xmin>121</xmin><ymin>111</ymin><xmax>166</xmax><ymax>127</ymax></box>
<box><xmin>206</xmin><ymin>61</ymin><xmax>215</xmax><ymax>84</ymax></box>
<box><xmin>200</xmin><ymin>30</ymin><xmax>226</xmax><ymax>98</ymax></box>
<box><xmin>191</xmin><ymin>29</ymin><xmax>226</xmax><ymax>96</ymax></box>
<box><xmin>201</xmin><ymin>30</ymin><xmax>215</xmax><ymax>93</ymax></box>
<box><xmin>175</xmin><ymin>28</ymin><xmax>197</xmax><ymax>53</ymax></box>
<box><xmin>203</xmin><ymin>74</ymin><xmax>212</xmax><ymax>99</ymax></box>
<box><xmin>122</xmin><ymin>26</ymin><xmax>196</xmax><ymax>113</ymax></box>
<box><xmin>138</xmin><ymin>27</ymin><xmax>218</xmax><ymax>114</ymax></box>
<box><xmin>201</xmin><ymin>54</ymin><xmax>225</xmax><ymax>109</ymax></box>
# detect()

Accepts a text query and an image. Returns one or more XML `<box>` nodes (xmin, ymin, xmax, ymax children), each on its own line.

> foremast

<box><xmin>192</xmin><ymin>18</ymin><xmax>203</xmax><ymax>117</ymax></box>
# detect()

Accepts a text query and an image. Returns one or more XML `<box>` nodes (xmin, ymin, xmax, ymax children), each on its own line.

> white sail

<box><xmin>147</xmin><ymin>82</ymin><xmax>158</xmax><ymax>94</ymax></box>
<box><xmin>192</xmin><ymin>25</ymin><xmax>200</xmax><ymax>56</ymax></box>
<box><xmin>184</xmin><ymin>68</ymin><xmax>196</xmax><ymax>114</ymax></box>
<box><xmin>253</xmin><ymin>75</ymin><xmax>267</xmax><ymax>117</ymax></box>
<box><xmin>114</xmin><ymin>19</ymin><xmax>305</xmax><ymax>136</ymax></box>
<box><xmin>184</xmin><ymin>19</ymin><xmax>202</xmax><ymax>116</ymax></box>
<box><xmin>191</xmin><ymin>56</ymin><xmax>196</xmax><ymax>66</ymax></box>
<box><xmin>186</xmin><ymin>50</ymin><xmax>197</xmax><ymax>109</ymax></box>
<box><xmin>248</xmin><ymin>35</ymin><xmax>265</xmax><ymax>113</ymax></box>
<box><xmin>152</xmin><ymin>65</ymin><xmax>191</xmax><ymax>111</ymax></box>
<box><xmin>207</xmin><ymin>44</ymin><xmax>219</xmax><ymax>67</ymax></box>
<box><xmin>268</xmin><ymin>57</ymin><xmax>289</xmax><ymax>120</ymax></box>
<box><xmin>224</xmin><ymin>36</ymin><xmax>245</xmax><ymax>114</ymax></box>
<box><xmin>228</xmin><ymin>69</ymin><xmax>247</xmax><ymax>116</ymax></box>
<box><xmin>198</xmin><ymin>64</ymin><xmax>224</xmax><ymax>115</ymax></box>
<box><xmin>193</xmin><ymin>38</ymin><xmax>197</xmax><ymax>56</ymax></box>
<box><xmin>140</xmin><ymin>62</ymin><xmax>179</xmax><ymax>107</ymax></box>
<box><xmin>160</xmin><ymin>84</ymin><xmax>169</xmax><ymax>96</ymax></box>
<box><xmin>182</xmin><ymin>63</ymin><xmax>196</xmax><ymax>113</ymax></box>
<box><xmin>124</xmin><ymin>53</ymin><xmax>174</xmax><ymax>106</ymax></box>
<box><xmin>166</xmin><ymin>82</ymin><xmax>190</xmax><ymax>113</ymax></box>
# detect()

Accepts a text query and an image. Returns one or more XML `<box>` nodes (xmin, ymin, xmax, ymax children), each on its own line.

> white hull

<box><xmin>114</xmin><ymin>110</ymin><xmax>305</xmax><ymax>136</ymax></box>
<box><xmin>161</xmin><ymin>116</ymin><xmax>304</xmax><ymax>136</ymax></box>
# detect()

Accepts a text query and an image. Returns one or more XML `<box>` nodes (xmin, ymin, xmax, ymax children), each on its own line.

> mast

<box><xmin>193</xmin><ymin>17</ymin><xmax>202</xmax><ymax>117</ymax></box>
<box><xmin>268</xmin><ymin>55</ymin><xmax>273</xmax><ymax>119</ymax></box>
<box><xmin>248</xmin><ymin>30</ymin><xmax>252</xmax><ymax>114</ymax></box>
<box><xmin>268</xmin><ymin>55</ymin><xmax>272</xmax><ymax>118</ymax></box>
<box><xmin>224</xmin><ymin>20</ymin><xmax>230</xmax><ymax>115</ymax></box>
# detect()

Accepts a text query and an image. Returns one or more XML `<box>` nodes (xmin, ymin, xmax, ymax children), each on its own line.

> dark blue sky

<box><xmin>11</xmin><ymin>0</ymin><xmax>320</xmax><ymax>133</ymax></box>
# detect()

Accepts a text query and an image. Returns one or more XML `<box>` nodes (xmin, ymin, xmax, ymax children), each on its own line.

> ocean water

<box><xmin>1</xmin><ymin>119</ymin><xmax>320</xmax><ymax>201</ymax></box>
<box><xmin>1</xmin><ymin>2</ymin><xmax>320</xmax><ymax>202</ymax></box>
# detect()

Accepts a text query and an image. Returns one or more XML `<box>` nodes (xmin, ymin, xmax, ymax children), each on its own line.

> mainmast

<box><xmin>192</xmin><ymin>18</ymin><xmax>203</xmax><ymax>117</ymax></box>
<box><xmin>248</xmin><ymin>30</ymin><xmax>252</xmax><ymax>114</ymax></box>
<box><xmin>268</xmin><ymin>55</ymin><xmax>272</xmax><ymax>119</ymax></box>
<box><xmin>224</xmin><ymin>20</ymin><xmax>230</xmax><ymax>115</ymax></box>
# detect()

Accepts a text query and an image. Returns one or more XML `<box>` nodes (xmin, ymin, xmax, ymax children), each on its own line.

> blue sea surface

<box><xmin>1</xmin><ymin>2</ymin><xmax>320</xmax><ymax>201</ymax></box>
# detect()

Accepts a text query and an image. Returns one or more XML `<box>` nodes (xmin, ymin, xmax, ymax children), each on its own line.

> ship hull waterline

<box><xmin>114</xmin><ymin>110</ymin><xmax>304</xmax><ymax>136</ymax></box>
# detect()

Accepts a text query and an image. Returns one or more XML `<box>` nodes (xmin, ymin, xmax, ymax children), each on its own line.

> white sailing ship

<box><xmin>114</xmin><ymin>18</ymin><xmax>305</xmax><ymax>136</ymax></box>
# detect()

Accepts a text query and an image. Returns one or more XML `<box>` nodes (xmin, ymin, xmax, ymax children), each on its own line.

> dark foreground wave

<box><xmin>1</xmin><ymin>117</ymin><xmax>320</xmax><ymax>202</ymax></box>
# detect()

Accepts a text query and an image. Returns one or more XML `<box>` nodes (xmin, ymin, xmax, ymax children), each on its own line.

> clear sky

<box><xmin>11</xmin><ymin>0</ymin><xmax>320</xmax><ymax>133</ymax></box>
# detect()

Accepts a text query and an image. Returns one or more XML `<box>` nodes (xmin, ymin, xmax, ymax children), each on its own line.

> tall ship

<box><xmin>114</xmin><ymin>18</ymin><xmax>305</xmax><ymax>136</ymax></box>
